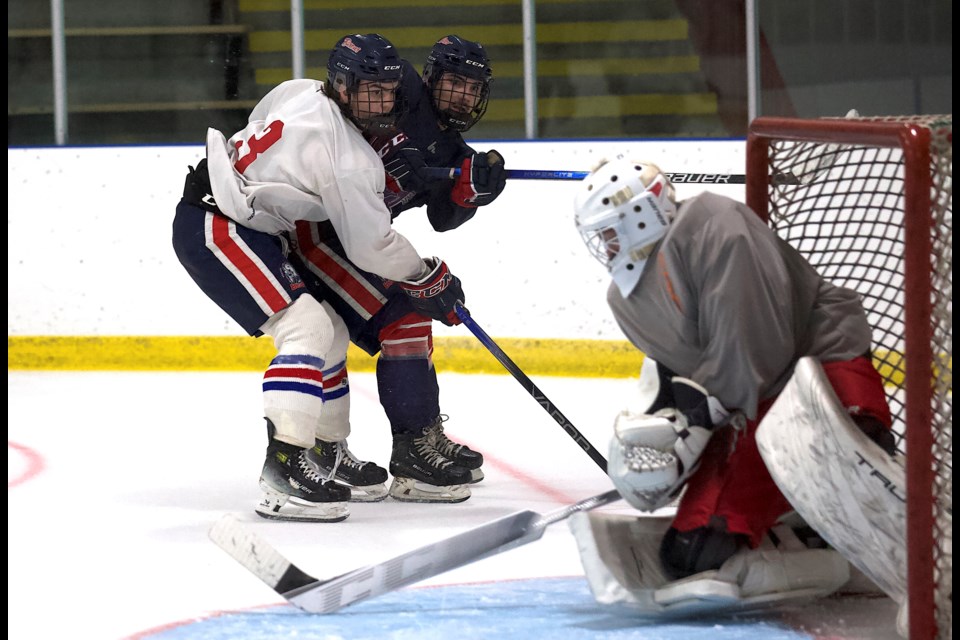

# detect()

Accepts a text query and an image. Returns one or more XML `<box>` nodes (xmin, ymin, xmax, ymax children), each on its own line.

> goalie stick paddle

<box><xmin>209</xmin><ymin>489</ymin><xmax>622</xmax><ymax>614</ymax></box>
<box><xmin>454</xmin><ymin>303</ymin><xmax>608</xmax><ymax>473</ymax></box>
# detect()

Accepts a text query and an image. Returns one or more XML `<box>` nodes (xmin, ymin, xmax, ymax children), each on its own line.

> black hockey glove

<box><xmin>384</xmin><ymin>148</ymin><xmax>439</xmax><ymax>195</ymax></box>
<box><xmin>399</xmin><ymin>257</ymin><xmax>465</xmax><ymax>326</ymax></box>
<box><xmin>451</xmin><ymin>150</ymin><xmax>506</xmax><ymax>208</ymax></box>
<box><xmin>182</xmin><ymin>158</ymin><xmax>220</xmax><ymax>213</ymax></box>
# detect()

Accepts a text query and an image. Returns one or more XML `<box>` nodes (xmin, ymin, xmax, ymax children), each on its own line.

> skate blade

<box><xmin>388</xmin><ymin>477</ymin><xmax>471</xmax><ymax>503</ymax></box>
<box><xmin>348</xmin><ymin>483</ymin><xmax>389</xmax><ymax>503</ymax></box>
<box><xmin>468</xmin><ymin>468</ymin><xmax>484</xmax><ymax>484</ymax></box>
<box><xmin>256</xmin><ymin>489</ymin><xmax>350</xmax><ymax>522</ymax></box>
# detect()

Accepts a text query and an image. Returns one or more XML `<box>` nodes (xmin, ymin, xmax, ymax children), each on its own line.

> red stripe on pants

<box><xmin>211</xmin><ymin>215</ymin><xmax>288</xmax><ymax>313</ymax></box>
<box><xmin>295</xmin><ymin>222</ymin><xmax>384</xmax><ymax>316</ymax></box>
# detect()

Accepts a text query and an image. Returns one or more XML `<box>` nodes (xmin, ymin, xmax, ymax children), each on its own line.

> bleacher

<box><xmin>7</xmin><ymin>0</ymin><xmax>728</xmax><ymax>145</ymax></box>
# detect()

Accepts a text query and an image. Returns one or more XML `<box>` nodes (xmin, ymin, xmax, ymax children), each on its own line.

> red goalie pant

<box><xmin>671</xmin><ymin>355</ymin><xmax>893</xmax><ymax>547</ymax></box>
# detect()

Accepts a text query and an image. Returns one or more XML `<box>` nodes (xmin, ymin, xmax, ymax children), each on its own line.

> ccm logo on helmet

<box><xmin>384</xmin><ymin>65</ymin><xmax>401</xmax><ymax>70</ymax></box>
<box><xmin>465</xmin><ymin>59</ymin><xmax>485</xmax><ymax>67</ymax></box>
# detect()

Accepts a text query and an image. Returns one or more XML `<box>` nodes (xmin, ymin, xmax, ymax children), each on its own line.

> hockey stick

<box><xmin>454</xmin><ymin>302</ymin><xmax>608</xmax><ymax>472</ymax></box>
<box><xmin>209</xmin><ymin>488</ymin><xmax>622</xmax><ymax>614</ymax></box>
<box><xmin>425</xmin><ymin>167</ymin><xmax>748</xmax><ymax>184</ymax></box>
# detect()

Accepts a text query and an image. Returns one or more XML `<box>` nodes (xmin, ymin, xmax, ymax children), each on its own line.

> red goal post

<box><xmin>746</xmin><ymin>114</ymin><xmax>952</xmax><ymax>640</ymax></box>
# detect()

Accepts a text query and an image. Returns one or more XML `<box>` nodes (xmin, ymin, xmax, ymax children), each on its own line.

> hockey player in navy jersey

<box><xmin>173</xmin><ymin>34</ymin><xmax>469</xmax><ymax>522</ymax></box>
<box><xmin>290</xmin><ymin>35</ymin><xmax>506</xmax><ymax>504</ymax></box>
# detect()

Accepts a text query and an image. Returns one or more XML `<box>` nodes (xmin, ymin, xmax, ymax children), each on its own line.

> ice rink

<box><xmin>7</xmin><ymin>369</ymin><xmax>903</xmax><ymax>640</ymax></box>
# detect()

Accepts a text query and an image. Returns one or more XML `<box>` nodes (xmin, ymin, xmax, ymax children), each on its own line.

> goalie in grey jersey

<box><xmin>569</xmin><ymin>157</ymin><xmax>902</xmax><ymax>620</ymax></box>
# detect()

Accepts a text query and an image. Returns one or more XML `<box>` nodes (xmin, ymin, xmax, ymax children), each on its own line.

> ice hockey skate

<box><xmin>426</xmin><ymin>414</ymin><xmax>484</xmax><ymax>483</ymax></box>
<box><xmin>256</xmin><ymin>420</ymin><xmax>350</xmax><ymax>522</ymax></box>
<box><xmin>307</xmin><ymin>439</ymin><xmax>389</xmax><ymax>502</ymax></box>
<box><xmin>389</xmin><ymin>425</ymin><xmax>472</xmax><ymax>503</ymax></box>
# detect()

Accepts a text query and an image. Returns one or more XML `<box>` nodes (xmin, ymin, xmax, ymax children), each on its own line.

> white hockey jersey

<box><xmin>205</xmin><ymin>79</ymin><xmax>425</xmax><ymax>282</ymax></box>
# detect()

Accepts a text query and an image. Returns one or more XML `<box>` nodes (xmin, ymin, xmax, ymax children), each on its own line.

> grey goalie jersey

<box><xmin>608</xmin><ymin>191</ymin><xmax>872</xmax><ymax>420</ymax></box>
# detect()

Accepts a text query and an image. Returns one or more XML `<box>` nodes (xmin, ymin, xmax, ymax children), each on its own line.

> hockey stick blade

<box><xmin>424</xmin><ymin>167</ymin><xmax>746</xmax><ymax>183</ymax></box>
<box><xmin>209</xmin><ymin>490</ymin><xmax>621</xmax><ymax>614</ymax></box>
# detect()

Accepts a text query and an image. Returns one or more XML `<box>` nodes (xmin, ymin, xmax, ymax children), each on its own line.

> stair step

<box><xmin>239</xmin><ymin>0</ymin><xmax>677</xmax><ymax>12</ymax></box>
<box><xmin>249</xmin><ymin>20</ymin><xmax>689</xmax><ymax>53</ymax></box>
<box><xmin>255</xmin><ymin>55</ymin><xmax>701</xmax><ymax>86</ymax></box>
<box><xmin>487</xmin><ymin>93</ymin><xmax>717</xmax><ymax>121</ymax></box>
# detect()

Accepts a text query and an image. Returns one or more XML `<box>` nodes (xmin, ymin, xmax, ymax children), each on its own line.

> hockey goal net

<box><xmin>746</xmin><ymin>114</ymin><xmax>952</xmax><ymax>639</ymax></box>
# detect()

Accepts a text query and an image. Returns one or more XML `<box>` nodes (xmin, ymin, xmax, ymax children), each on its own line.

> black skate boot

<box><xmin>308</xmin><ymin>439</ymin><xmax>389</xmax><ymax>502</ymax></box>
<box><xmin>426</xmin><ymin>414</ymin><xmax>484</xmax><ymax>483</ymax></box>
<box><xmin>256</xmin><ymin>420</ymin><xmax>350</xmax><ymax>522</ymax></box>
<box><xmin>388</xmin><ymin>425</ymin><xmax>472</xmax><ymax>503</ymax></box>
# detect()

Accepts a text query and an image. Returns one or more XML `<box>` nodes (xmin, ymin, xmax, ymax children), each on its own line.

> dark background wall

<box><xmin>7</xmin><ymin>0</ymin><xmax>952</xmax><ymax>145</ymax></box>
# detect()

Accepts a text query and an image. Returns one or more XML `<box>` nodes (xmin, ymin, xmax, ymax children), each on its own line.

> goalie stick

<box><xmin>209</xmin><ymin>489</ymin><xmax>622</xmax><ymax>614</ymax></box>
<box><xmin>455</xmin><ymin>302</ymin><xmax>608</xmax><ymax>473</ymax></box>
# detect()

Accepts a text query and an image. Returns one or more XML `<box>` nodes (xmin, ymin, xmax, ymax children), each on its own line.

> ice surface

<box><xmin>8</xmin><ymin>371</ymin><xmax>901</xmax><ymax>639</ymax></box>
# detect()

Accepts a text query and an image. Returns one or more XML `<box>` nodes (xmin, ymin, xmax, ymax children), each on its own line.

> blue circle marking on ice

<box><xmin>143</xmin><ymin>577</ymin><xmax>817</xmax><ymax>639</ymax></box>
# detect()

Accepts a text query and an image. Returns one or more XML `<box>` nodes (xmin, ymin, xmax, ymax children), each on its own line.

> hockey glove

<box><xmin>607</xmin><ymin>377</ymin><xmax>736</xmax><ymax>512</ymax></box>
<box><xmin>384</xmin><ymin>148</ymin><xmax>438</xmax><ymax>195</ymax></box>
<box><xmin>399</xmin><ymin>257</ymin><xmax>465</xmax><ymax>326</ymax></box>
<box><xmin>451</xmin><ymin>150</ymin><xmax>506</xmax><ymax>208</ymax></box>
<box><xmin>182</xmin><ymin>158</ymin><xmax>220</xmax><ymax>213</ymax></box>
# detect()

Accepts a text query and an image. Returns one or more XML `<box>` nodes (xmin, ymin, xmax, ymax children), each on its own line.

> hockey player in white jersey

<box><xmin>172</xmin><ymin>34</ymin><xmax>468</xmax><ymax>522</ymax></box>
<box><xmin>291</xmin><ymin>36</ymin><xmax>505</xmax><ymax>503</ymax></box>
<box><xmin>567</xmin><ymin>157</ymin><xmax>903</xmax><ymax>617</ymax></box>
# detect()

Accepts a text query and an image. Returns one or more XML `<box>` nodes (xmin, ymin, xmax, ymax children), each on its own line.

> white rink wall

<box><xmin>7</xmin><ymin>140</ymin><xmax>745</xmax><ymax>339</ymax></box>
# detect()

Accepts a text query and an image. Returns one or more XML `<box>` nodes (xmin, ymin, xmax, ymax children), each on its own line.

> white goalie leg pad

<box><xmin>756</xmin><ymin>356</ymin><xmax>907</xmax><ymax>606</ymax></box>
<box><xmin>570</xmin><ymin>512</ymin><xmax>848</xmax><ymax>617</ymax></box>
<box><xmin>713</xmin><ymin>525</ymin><xmax>849</xmax><ymax>599</ymax></box>
<box><xmin>568</xmin><ymin>511</ymin><xmax>675</xmax><ymax>611</ymax></box>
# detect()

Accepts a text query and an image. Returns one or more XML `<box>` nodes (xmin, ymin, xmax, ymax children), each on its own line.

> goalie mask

<box><xmin>423</xmin><ymin>35</ymin><xmax>492</xmax><ymax>132</ymax></box>
<box><xmin>325</xmin><ymin>33</ymin><xmax>406</xmax><ymax>134</ymax></box>
<box><xmin>574</xmin><ymin>158</ymin><xmax>677</xmax><ymax>297</ymax></box>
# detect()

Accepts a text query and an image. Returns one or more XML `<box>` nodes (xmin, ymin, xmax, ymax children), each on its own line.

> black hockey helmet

<box><xmin>325</xmin><ymin>33</ymin><xmax>406</xmax><ymax>133</ymax></box>
<box><xmin>423</xmin><ymin>35</ymin><xmax>492</xmax><ymax>132</ymax></box>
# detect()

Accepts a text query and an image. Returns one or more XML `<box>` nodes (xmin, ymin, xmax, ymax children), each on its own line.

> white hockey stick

<box><xmin>209</xmin><ymin>489</ymin><xmax>621</xmax><ymax>614</ymax></box>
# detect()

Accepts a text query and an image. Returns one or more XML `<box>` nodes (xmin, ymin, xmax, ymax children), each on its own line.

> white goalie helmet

<box><xmin>573</xmin><ymin>157</ymin><xmax>677</xmax><ymax>297</ymax></box>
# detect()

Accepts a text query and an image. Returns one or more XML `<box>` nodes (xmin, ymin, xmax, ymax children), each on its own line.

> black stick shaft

<box><xmin>455</xmin><ymin>303</ymin><xmax>608</xmax><ymax>473</ymax></box>
<box><xmin>424</xmin><ymin>167</ymin><xmax>747</xmax><ymax>184</ymax></box>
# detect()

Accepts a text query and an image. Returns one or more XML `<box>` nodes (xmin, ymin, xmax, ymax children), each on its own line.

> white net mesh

<box><xmin>755</xmin><ymin>114</ymin><xmax>952</xmax><ymax>639</ymax></box>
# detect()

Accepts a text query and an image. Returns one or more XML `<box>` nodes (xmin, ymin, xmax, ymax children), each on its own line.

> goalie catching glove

<box><xmin>399</xmin><ymin>257</ymin><xmax>465</xmax><ymax>326</ymax></box>
<box><xmin>451</xmin><ymin>150</ymin><xmax>506</xmax><ymax>207</ymax></box>
<box><xmin>608</xmin><ymin>377</ymin><xmax>738</xmax><ymax>512</ymax></box>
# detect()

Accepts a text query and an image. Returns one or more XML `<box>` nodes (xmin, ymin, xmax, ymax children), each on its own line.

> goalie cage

<box><xmin>746</xmin><ymin>114</ymin><xmax>952</xmax><ymax>640</ymax></box>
